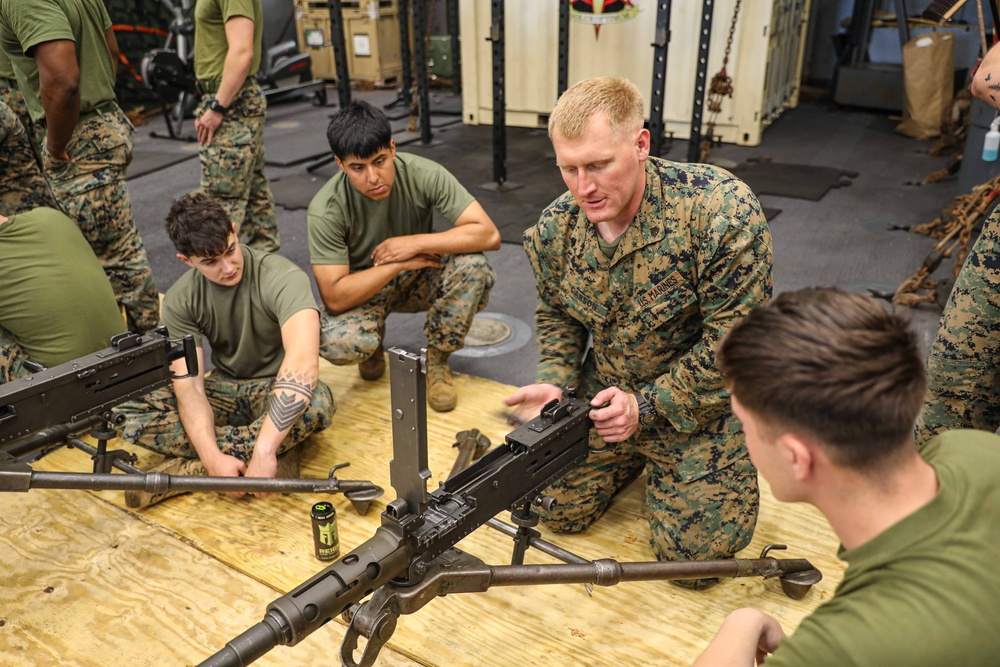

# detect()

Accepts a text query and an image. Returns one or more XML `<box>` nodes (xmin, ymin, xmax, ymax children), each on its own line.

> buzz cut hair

<box><xmin>717</xmin><ymin>288</ymin><xmax>927</xmax><ymax>472</ymax></box>
<box><xmin>548</xmin><ymin>76</ymin><xmax>645</xmax><ymax>140</ymax></box>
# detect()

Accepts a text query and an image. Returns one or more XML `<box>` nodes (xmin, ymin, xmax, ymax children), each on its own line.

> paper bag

<box><xmin>896</xmin><ymin>32</ymin><xmax>955</xmax><ymax>140</ymax></box>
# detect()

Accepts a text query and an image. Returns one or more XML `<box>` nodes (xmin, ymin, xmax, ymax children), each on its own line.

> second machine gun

<box><xmin>0</xmin><ymin>329</ymin><xmax>382</xmax><ymax>513</ymax></box>
<box><xmin>201</xmin><ymin>349</ymin><xmax>823</xmax><ymax>667</ymax></box>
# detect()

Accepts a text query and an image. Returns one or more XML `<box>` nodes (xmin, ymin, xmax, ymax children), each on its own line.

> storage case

<box><xmin>458</xmin><ymin>0</ymin><xmax>810</xmax><ymax>146</ymax></box>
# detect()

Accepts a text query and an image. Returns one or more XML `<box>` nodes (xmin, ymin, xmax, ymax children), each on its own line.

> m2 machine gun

<box><xmin>201</xmin><ymin>349</ymin><xmax>823</xmax><ymax>667</ymax></box>
<box><xmin>0</xmin><ymin>329</ymin><xmax>382</xmax><ymax>513</ymax></box>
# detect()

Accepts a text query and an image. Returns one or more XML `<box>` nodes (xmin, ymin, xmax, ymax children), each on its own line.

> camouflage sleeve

<box><xmin>641</xmin><ymin>179</ymin><xmax>772</xmax><ymax>432</ymax></box>
<box><xmin>524</xmin><ymin>215</ymin><xmax>589</xmax><ymax>389</ymax></box>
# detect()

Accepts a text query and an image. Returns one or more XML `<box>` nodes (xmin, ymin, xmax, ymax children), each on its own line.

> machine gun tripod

<box><xmin>0</xmin><ymin>329</ymin><xmax>383</xmax><ymax>514</ymax></box>
<box><xmin>200</xmin><ymin>349</ymin><xmax>823</xmax><ymax>667</ymax></box>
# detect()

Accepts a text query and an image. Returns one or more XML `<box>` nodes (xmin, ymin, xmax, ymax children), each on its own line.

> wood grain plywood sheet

<box><xmin>29</xmin><ymin>358</ymin><xmax>847</xmax><ymax>665</ymax></box>
<box><xmin>0</xmin><ymin>487</ymin><xmax>419</xmax><ymax>666</ymax></box>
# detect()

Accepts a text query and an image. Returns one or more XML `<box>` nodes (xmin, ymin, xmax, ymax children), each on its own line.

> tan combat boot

<box><xmin>125</xmin><ymin>456</ymin><xmax>206</xmax><ymax>509</ymax></box>
<box><xmin>358</xmin><ymin>342</ymin><xmax>386</xmax><ymax>381</ymax></box>
<box><xmin>426</xmin><ymin>348</ymin><xmax>457</xmax><ymax>412</ymax></box>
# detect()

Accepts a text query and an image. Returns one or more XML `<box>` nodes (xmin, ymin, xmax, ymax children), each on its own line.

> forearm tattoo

<box><xmin>267</xmin><ymin>370</ymin><xmax>315</xmax><ymax>432</ymax></box>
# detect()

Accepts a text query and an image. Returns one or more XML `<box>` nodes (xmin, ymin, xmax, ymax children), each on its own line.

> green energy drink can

<box><xmin>311</xmin><ymin>501</ymin><xmax>340</xmax><ymax>561</ymax></box>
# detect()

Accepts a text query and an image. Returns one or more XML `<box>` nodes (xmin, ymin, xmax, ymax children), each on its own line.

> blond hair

<box><xmin>548</xmin><ymin>77</ymin><xmax>644</xmax><ymax>139</ymax></box>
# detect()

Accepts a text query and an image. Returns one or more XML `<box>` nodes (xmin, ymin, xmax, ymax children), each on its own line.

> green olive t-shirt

<box><xmin>307</xmin><ymin>152</ymin><xmax>475</xmax><ymax>271</ymax></box>
<box><xmin>193</xmin><ymin>0</ymin><xmax>262</xmax><ymax>81</ymax></box>
<box><xmin>162</xmin><ymin>245</ymin><xmax>317</xmax><ymax>378</ymax></box>
<box><xmin>0</xmin><ymin>207</ymin><xmax>125</xmax><ymax>368</ymax></box>
<box><xmin>764</xmin><ymin>429</ymin><xmax>1000</xmax><ymax>667</ymax></box>
<box><xmin>0</xmin><ymin>0</ymin><xmax>116</xmax><ymax>122</ymax></box>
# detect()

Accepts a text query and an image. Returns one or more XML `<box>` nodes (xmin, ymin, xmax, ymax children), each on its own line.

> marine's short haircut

<box><xmin>717</xmin><ymin>287</ymin><xmax>927</xmax><ymax>471</ymax></box>
<box><xmin>325</xmin><ymin>101</ymin><xmax>393</xmax><ymax>160</ymax></box>
<box><xmin>165</xmin><ymin>192</ymin><xmax>233</xmax><ymax>258</ymax></box>
<box><xmin>548</xmin><ymin>76</ymin><xmax>645</xmax><ymax>140</ymax></box>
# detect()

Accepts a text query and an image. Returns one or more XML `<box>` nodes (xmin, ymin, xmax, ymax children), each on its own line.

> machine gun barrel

<box><xmin>0</xmin><ymin>451</ymin><xmax>384</xmax><ymax>513</ymax></box>
<box><xmin>1</xmin><ymin>416</ymin><xmax>104</xmax><ymax>459</ymax></box>
<box><xmin>486</xmin><ymin>556</ymin><xmax>818</xmax><ymax>588</ymax></box>
<box><xmin>200</xmin><ymin>527</ymin><xmax>411</xmax><ymax>667</ymax></box>
<box><xmin>8</xmin><ymin>470</ymin><xmax>373</xmax><ymax>495</ymax></box>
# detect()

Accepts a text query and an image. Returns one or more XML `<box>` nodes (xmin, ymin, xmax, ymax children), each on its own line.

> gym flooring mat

<box><xmin>126</xmin><ymin>149</ymin><xmax>199</xmax><ymax>179</ymax></box>
<box><xmin>731</xmin><ymin>158</ymin><xmax>859</xmax><ymax>201</ymax></box>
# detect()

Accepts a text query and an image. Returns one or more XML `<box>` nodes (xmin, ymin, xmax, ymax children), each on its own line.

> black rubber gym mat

<box><xmin>127</xmin><ymin>150</ymin><xmax>198</xmax><ymax>179</ymax></box>
<box><xmin>270</xmin><ymin>169</ymin><xmax>333</xmax><ymax>211</ymax></box>
<box><xmin>731</xmin><ymin>158</ymin><xmax>858</xmax><ymax>201</ymax></box>
<box><xmin>264</xmin><ymin>115</ymin><xmax>463</xmax><ymax>168</ymax></box>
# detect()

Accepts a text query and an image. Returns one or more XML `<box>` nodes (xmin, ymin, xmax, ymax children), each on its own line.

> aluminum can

<box><xmin>310</xmin><ymin>501</ymin><xmax>340</xmax><ymax>561</ymax></box>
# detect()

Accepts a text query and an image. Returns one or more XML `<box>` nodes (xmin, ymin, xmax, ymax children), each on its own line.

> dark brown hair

<box><xmin>326</xmin><ymin>101</ymin><xmax>392</xmax><ymax>160</ymax></box>
<box><xmin>717</xmin><ymin>287</ymin><xmax>926</xmax><ymax>470</ymax></box>
<box><xmin>165</xmin><ymin>192</ymin><xmax>233</xmax><ymax>258</ymax></box>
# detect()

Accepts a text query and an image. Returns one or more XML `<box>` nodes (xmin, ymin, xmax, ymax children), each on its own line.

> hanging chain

<box><xmin>701</xmin><ymin>0</ymin><xmax>742</xmax><ymax>161</ymax></box>
<box><xmin>893</xmin><ymin>174</ymin><xmax>1000</xmax><ymax>307</ymax></box>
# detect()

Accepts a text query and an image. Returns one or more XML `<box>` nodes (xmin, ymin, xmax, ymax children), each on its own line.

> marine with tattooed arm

<box><xmin>114</xmin><ymin>193</ymin><xmax>335</xmax><ymax>508</ymax></box>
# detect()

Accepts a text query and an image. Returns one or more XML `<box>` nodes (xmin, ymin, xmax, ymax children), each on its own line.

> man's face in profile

<box><xmin>178</xmin><ymin>225</ymin><xmax>245</xmax><ymax>287</ymax></box>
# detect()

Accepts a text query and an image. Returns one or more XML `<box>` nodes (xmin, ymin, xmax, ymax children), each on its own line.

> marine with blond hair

<box><xmin>505</xmin><ymin>77</ymin><xmax>772</xmax><ymax>587</ymax></box>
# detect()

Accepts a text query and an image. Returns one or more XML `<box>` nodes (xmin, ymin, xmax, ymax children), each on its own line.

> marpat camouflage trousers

<box><xmin>36</xmin><ymin>106</ymin><xmax>159</xmax><ymax>334</ymax></box>
<box><xmin>114</xmin><ymin>373</ymin><xmax>336</xmax><ymax>460</ymax></box>
<box><xmin>0</xmin><ymin>324</ymin><xmax>27</xmax><ymax>385</ymax></box>
<box><xmin>916</xmin><ymin>208</ymin><xmax>1000</xmax><ymax>443</ymax></box>
<box><xmin>319</xmin><ymin>253</ymin><xmax>496</xmax><ymax>363</ymax></box>
<box><xmin>0</xmin><ymin>79</ymin><xmax>30</xmax><ymax>131</ymax></box>
<box><xmin>197</xmin><ymin>83</ymin><xmax>279</xmax><ymax>252</ymax></box>
<box><xmin>0</xmin><ymin>100</ymin><xmax>55</xmax><ymax>216</ymax></box>
<box><xmin>538</xmin><ymin>428</ymin><xmax>758</xmax><ymax>561</ymax></box>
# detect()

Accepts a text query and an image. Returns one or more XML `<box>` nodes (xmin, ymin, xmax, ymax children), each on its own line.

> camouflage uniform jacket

<box><xmin>524</xmin><ymin>157</ymin><xmax>772</xmax><ymax>480</ymax></box>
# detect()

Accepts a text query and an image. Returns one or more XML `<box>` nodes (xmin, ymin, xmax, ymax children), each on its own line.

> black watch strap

<box><xmin>209</xmin><ymin>98</ymin><xmax>228</xmax><ymax>115</ymax></box>
<box><xmin>636</xmin><ymin>393</ymin><xmax>656</xmax><ymax>426</ymax></box>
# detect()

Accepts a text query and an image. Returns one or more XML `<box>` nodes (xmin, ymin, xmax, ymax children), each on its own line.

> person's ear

<box><xmin>636</xmin><ymin>127</ymin><xmax>651</xmax><ymax>161</ymax></box>
<box><xmin>177</xmin><ymin>253</ymin><xmax>194</xmax><ymax>268</ymax></box>
<box><xmin>782</xmin><ymin>433</ymin><xmax>815</xmax><ymax>482</ymax></box>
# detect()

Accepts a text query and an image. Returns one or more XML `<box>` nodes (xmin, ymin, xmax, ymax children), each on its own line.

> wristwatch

<box><xmin>636</xmin><ymin>393</ymin><xmax>657</xmax><ymax>427</ymax></box>
<box><xmin>208</xmin><ymin>98</ymin><xmax>228</xmax><ymax>115</ymax></box>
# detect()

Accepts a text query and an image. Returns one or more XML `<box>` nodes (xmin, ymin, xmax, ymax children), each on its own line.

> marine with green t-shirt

<box><xmin>694</xmin><ymin>287</ymin><xmax>1000</xmax><ymax>667</ymax></box>
<box><xmin>114</xmin><ymin>193</ymin><xmax>334</xmax><ymax>510</ymax></box>
<box><xmin>308</xmin><ymin>101</ymin><xmax>501</xmax><ymax>413</ymax></box>
<box><xmin>192</xmin><ymin>0</ymin><xmax>278</xmax><ymax>252</ymax></box>
<box><xmin>0</xmin><ymin>206</ymin><xmax>126</xmax><ymax>383</ymax></box>
<box><xmin>0</xmin><ymin>0</ymin><xmax>159</xmax><ymax>335</ymax></box>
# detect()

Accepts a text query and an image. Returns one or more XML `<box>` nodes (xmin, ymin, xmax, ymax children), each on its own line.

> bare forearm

<box><xmin>320</xmin><ymin>263</ymin><xmax>401</xmax><ymax>314</ymax></box>
<box><xmin>693</xmin><ymin>609</ymin><xmax>784</xmax><ymax>667</ymax></box>
<box><xmin>40</xmin><ymin>82</ymin><xmax>79</xmax><ymax>156</ymax></box>
<box><xmin>405</xmin><ymin>224</ymin><xmax>500</xmax><ymax>256</ymax></box>
<box><xmin>973</xmin><ymin>43</ymin><xmax>1000</xmax><ymax>107</ymax></box>
<box><xmin>176</xmin><ymin>386</ymin><xmax>224</xmax><ymax>464</ymax></box>
<box><xmin>255</xmin><ymin>361</ymin><xmax>318</xmax><ymax>454</ymax></box>
<box><xmin>216</xmin><ymin>48</ymin><xmax>252</xmax><ymax>107</ymax></box>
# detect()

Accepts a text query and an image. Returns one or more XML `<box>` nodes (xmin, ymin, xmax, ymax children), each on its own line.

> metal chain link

<box><xmin>894</xmin><ymin>174</ymin><xmax>1000</xmax><ymax>306</ymax></box>
<box><xmin>701</xmin><ymin>0</ymin><xmax>742</xmax><ymax>161</ymax></box>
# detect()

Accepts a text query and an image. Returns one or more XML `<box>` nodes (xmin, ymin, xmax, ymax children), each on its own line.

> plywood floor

<box><xmin>4</xmin><ymin>359</ymin><xmax>847</xmax><ymax>666</ymax></box>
